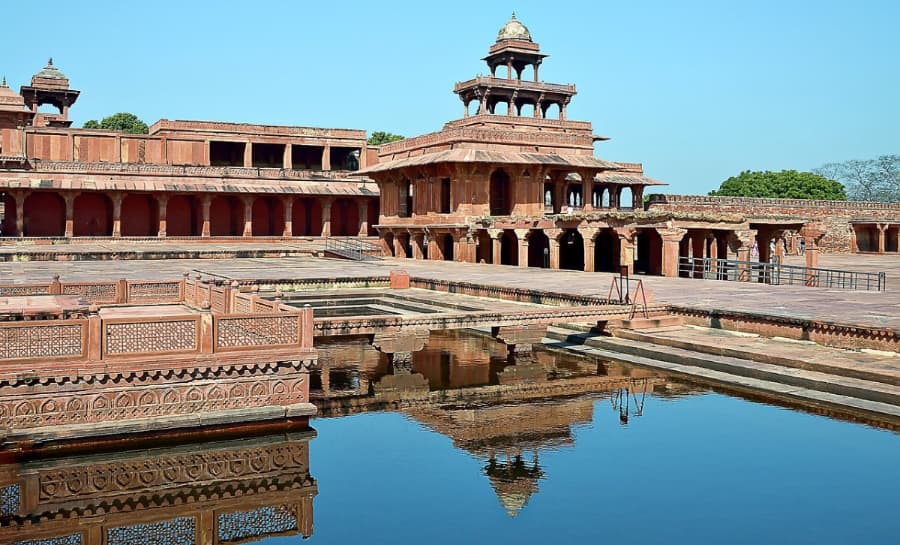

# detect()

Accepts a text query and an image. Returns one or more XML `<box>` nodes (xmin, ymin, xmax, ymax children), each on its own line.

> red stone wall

<box><xmin>648</xmin><ymin>195</ymin><xmax>900</xmax><ymax>253</ymax></box>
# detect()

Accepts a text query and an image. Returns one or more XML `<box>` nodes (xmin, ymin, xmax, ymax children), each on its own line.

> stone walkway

<box><xmin>0</xmin><ymin>253</ymin><xmax>897</xmax><ymax>329</ymax></box>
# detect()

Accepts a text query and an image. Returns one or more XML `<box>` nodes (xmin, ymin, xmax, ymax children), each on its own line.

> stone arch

<box><xmin>23</xmin><ymin>192</ymin><xmax>65</xmax><ymax>237</ymax></box>
<box><xmin>595</xmin><ymin>229</ymin><xmax>621</xmax><ymax>273</ymax></box>
<box><xmin>565</xmin><ymin>180</ymin><xmax>583</xmax><ymax>209</ymax></box>
<box><xmin>73</xmin><ymin>193</ymin><xmax>113</xmax><ymax>236</ymax></box>
<box><xmin>543</xmin><ymin>102</ymin><xmax>561</xmax><ymax>119</ymax></box>
<box><xmin>619</xmin><ymin>186</ymin><xmax>634</xmax><ymax>209</ymax></box>
<box><xmin>120</xmin><ymin>194</ymin><xmax>158</xmax><ymax>237</ymax></box>
<box><xmin>209</xmin><ymin>195</ymin><xmax>243</xmax><ymax>236</ymax></box>
<box><xmin>528</xmin><ymin>229</ymin><xmax>550</xmax><ymax>268</ymax></box>
<box><xmin>499</xmin><ymin>229</ymin><xmax>518</xmax><ymax>266</ymax></box>
<box><xmin>251</xmin><ymin>196</ymin><xmax>284</xmax><ymax>236</ymax></box>
<box><xmin>291</xmin><ymin>197</ymin><xmax>312</xmax><ymax>236</ymax></box>
<box><xmin>166</xmin><ymin>195</ymin><xmax>200</xmax><ymax>236</ymax></box>
<box><xmin>489</xmin><ymin>169</ymin><xmax>512</xmax><ymax>216</ymax></box>
<box><xmin>475</xmin><ymin>229</ymin><xmax>493</xmax><ymax>264</ymax></box>
<box><xmin>635</xmin><ymin>229</ymin><xmax>663</xmax><ymax>276</ymax></box>
<box><xmin>559</xmin><ymin>228</ymin><xmax>584</xmax><ymax>271</ymax></box>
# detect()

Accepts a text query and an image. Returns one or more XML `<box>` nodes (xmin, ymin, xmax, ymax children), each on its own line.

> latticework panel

<box><xmin>0</xmin><ymin>323</ymin><xmax>83</xmax><ymax>361</ymax></box>
<box><xmin>106</xmin><ymin>320</ymin><xmax>197</xmax><ymax>354</ymax></box>
<box><xmin>216</xmin><ymin>315</ymin><xmax>299</xmax><ymax>348</ymax></box>
<box><xmin>127</xmin><ymin>281</ymin><xmax>181</xmax><ymax>303</ymax></box>
<box><xmin>107</xmin><ymin>517</ymin><xmax>195</xmax><ymax>545</ymax></box>
<box><xmin>62</xmin><ymin>283</ymin><xmax>117</xmax><ymax>303</ymax></box>
<box><xmin>218</xmin><ymin>505</ymin><xmax>298</xmax><ymax>542</ymax></box>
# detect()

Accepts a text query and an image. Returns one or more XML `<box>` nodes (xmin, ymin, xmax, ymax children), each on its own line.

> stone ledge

<box><xmin>0</xmin><ymin>403</ymin><xmax>317</xmax><ymax>446</ymax></box>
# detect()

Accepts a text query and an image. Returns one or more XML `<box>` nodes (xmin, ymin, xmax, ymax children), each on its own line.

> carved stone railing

<box><xmin>648</xmin><ymin>194</ymin><xmax>900</xmax><ymax>211</ymax></box>
<box><xmin>378</xmin><ymin>124</ymin><xmax>593</xmax><ymax>157</ymax></box>
<box><xmin>454</xmin><ymin>76</ymin><xmax>576</xmax><ymax>94</ymax></box>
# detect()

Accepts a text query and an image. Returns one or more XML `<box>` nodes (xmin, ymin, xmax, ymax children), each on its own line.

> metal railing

<box><xmin>678</xmin><ymin>256</ymin><xmax>886</xmax><ymax>292</ymax></box>
<box><xmin>323</xmin><ymin>237</ymin><xmax>381</xmax><ymax>261</ymax></box>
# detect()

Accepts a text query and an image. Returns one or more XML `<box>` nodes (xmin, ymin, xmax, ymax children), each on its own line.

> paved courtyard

<box><xmin>1</xmin><ymin>252</ymin><xmax>897</xmax><ymax>330</ymax></box>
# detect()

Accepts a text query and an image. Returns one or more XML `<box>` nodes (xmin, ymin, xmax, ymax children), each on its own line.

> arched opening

<box><xmin>36</xmin><ymin>102</ymin><xmax>62</xmax><ymax>115</ymax></box>
<box><xmin>544</xmin><ymin>183</ymin><xmax>554</xmax><ymax>211</ymax></box>
<box><xmin>489</xmin><ymin>169</ymin><xmax>512</xmax><ymax>216</ymax></box>
<box><xmin>520</xmin><ymin>65</ymin><xmax>535</xmax><ymax>81</ymax></box>
<box><xmin>543</xmin><ymin>102</ymin><xmax>561</xmax><ymax>119</ymax></box>
<box><xmin>565</xmin><ymin>183</ymin><xmax>583</xmax><ymax>210</ymax></box>
<box><xmin>592</xmin><ymin>186</ymin><xmax>605</xmax><ymax>208</ymax></box>
<box><xmin>120</xmin><ymin>194</ymin><xmax>158</xmax><ymax>237</ymax></box>
<box><xmin>310</xmin><ymin>199</ymin><xmax>324</xmax><ymax>236</ymax></box>
<box><xmin>475</xmin><ymin>229</ymin><xmax>492</xmax><ymax>264</ymax></box>
<box><xmin>467</xmin><ymin>99</ymin><xmax>481</xmax><ymax>117</ymax></box>
<box><xmin>635</xmin><ymin>229</ymin><xmax>663</xmax><ymax>276</ymax></box>
<box><xmin>166</xmin><ymin>195</ymin><xmax>199</xmax><ymax>236</ymax></box>
<box><xmin>595</xmin><ymin>229</ymin><xmax>621</xmax><ymax>273</ymax></box>
<box><xmin>2</xmin><ymin>194</ymin><xmax>17</xmax><ymax>236</ymax></box>
<box><xmin>559</xmin><ymin>229</ymin><xmax>584</xmax><ymax>271</ymax></box>
<box><xmin>518</xmin><ymin>103</ymin><xmax>535</xmax><ymax>117</ymax></box>
<box><xmin>441</xmin><ymin>234</ymin><xmax>455</xmax><ymax>261</ymax></box>
<box><xmin>336</xmin><ymin>198</ymin><xmax>361</xmax><ymax>236</ymax></box>
<box><xmin>73</xmin><ymin>193</ymin><xmax>113</xmax><ymax>236</ymax></box>
<box><xmin>601</xmin><ymin>188</ymin><xmax>611</xmax><ymax>208</ymax></box>
<box><xmin>23</xmin><ymin>192</ymin><xmax>65</xmax><ymax>237</ymax></box>
<box><xmin>494</xmin><ymin>65</ymin><xmax>510</xmax><ymax>79</ymax></box>
<box><xmin>209</xmin><ymin>195</ymin><xmax>243</xmax><ymax>236</ymax></box>
<box><xmin>382</xmin><ymin>232</ymin><xmax>395</xmax><ymax>257</ymax></box>
<box><xmin>493</xmin><ymin>101</ymin><xmax>510</xmax><ymax>116</ymax></box>
<box><xmin>619</xmin><ymin>187</ymin><xmax>634</xmax><ymax>209</ymax></box>
<box><xmin>251</xmin><ymin>196</ymin><xmax>284</xmax><ymax>236</ymax></box>
<box><xmin>499</xmin><ymin>230</ymin><xmax>518</xmax><ymax>266</ymax></box>
<box><xmin>528</xmin><ymin>229</ymin><xmax>550</xmax><ymax>268</ymax></box>
<box><xmin>853</xmin><ymin>225</ymin><xmax>879</xmax><ymax>253</ymax></box>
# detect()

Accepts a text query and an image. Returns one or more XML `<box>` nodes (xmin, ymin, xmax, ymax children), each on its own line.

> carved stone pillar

<box><xmin>609</xmin><ymin>186</ymin><xmax>620</xmax><ymax>210</ymax></box>
<box><xmin>581</xmin><ymin>228</ymin><xmax>598</xmax><ymax>272</ymax></box>
<box><xmin>200</xmin><ymin>195</ymin><xmax>212</xmax><ymax>238</ymax></box>
<box><xmin>283</xmin><ymin>143</ymin><xmax>292</xmax><ymax>170</ymax></box>
<box><xmin>615</xmin><ymin>227</ymin><xmax>636</xmax><ymax>275</ymax></box>
<box><xmin>111</xmin><ymin>193</ymin><xmax>123</xmax><ymax>238</ymax></box>
<box><xmin>320</xmin><ymin>197</ymin><xmax>332</xmax><ymax>237</ymax></box>
<box><xmin>488</xmin><ymin>228</ymin><xmax>502</xmax><ymax>265</ymax></box>
<box><xmin>801</xmin><ymin>223</ymin><xmax>826</xmax><ymax>276</ymax></box>
<box><xmin>12</xmin><ymin>190</ymin><xmax>28</xmax><ymax>237</ymax></box>
<box><xmin>242</xmin><ymin>196</ymin><xmax>254</xmax><ymax>237</ymax></box>
<box><xmin>322</xmin><ymin>144</ymin><xmax>331</xmax><ymax>171</ymax></box>
<box><xmin>282</xmin><ymin>197</ymin><xmax>294</xmax><ymax>237</ymax></box>
<box><xmin>657</xmin><ymin>227</ymin><xmax>687</xmax><ymax>278</ymax></box>
<box><xmin>243</xmin><ymin>142</ymin><xmax>253</xmax><ymax>168</ymax></box>
<box><xmin>878</xmin><ymin>223</ymin><xmax>887</xmax><ymax>254</ymax></box>
<box><xmin>581</xmin><ymin>171</ymin><xmax>594</xmax><ymax>212</ymax></box>
<box><xmin>545</xmin><ymin>228</ymin><xmax>563</xmax><ymax>269</ymax></box>
<box><xmin>707</xmin><ymin>233</ymin><xmax>719</xmax><ymax>277</ymax></box>
<box><xmin>64</xmin><ymin>192</ymin><xmax>78</xmax><ymax>238</ymax></box>
<box><xmin>849</xmin><ymin>225</ymin><xmax>859</xmax><ymax>253</ymax></box>
<box><xmin>156</xmin><ymin>194</ymin><xmax>169</xmax><ymax>238</ymax></box>
<box><xmin>514</xmin><ymin>229</ymin><xmax>530</xmax><ymax>267</ymax></box>
<box><xmin>632</xmin><ymin>186</ymin><xmax>645</xmax><ymax>209</ymax></box>
<box><xmin>728</xmin><ymin>229</ymin><xmax>756</xmax><ymax>281</ymax></box>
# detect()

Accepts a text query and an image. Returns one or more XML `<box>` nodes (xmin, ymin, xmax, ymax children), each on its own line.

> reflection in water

<box><xmin>0</xmin><ymin>431</ymin><xmax>316</xmax><ymax>545</ymax></box>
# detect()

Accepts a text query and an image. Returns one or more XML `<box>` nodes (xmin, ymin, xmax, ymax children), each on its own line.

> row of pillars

<box><xmin>5</xmin><ymin>190</ymin><xmax>371</xmax><ymax>238</ymax></box>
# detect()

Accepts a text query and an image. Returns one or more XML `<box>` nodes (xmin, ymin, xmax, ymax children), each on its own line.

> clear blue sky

<box><xmin>2</xmin><ymin>0</ymin><xmax>897</xmax><ymax>194</ymax></box>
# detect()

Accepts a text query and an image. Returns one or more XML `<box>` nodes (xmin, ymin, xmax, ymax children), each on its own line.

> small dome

<box><xmin>497</xmin><ymin>13</ymin><xmax>532</xmax><ymax>42</ymax></box>
<box><xmin>0</xmin><ymin>77</ymin><xmax>27</xmax><ymax>109</ymax></box>
<box><xmin>33</xmin><ymin>58</ymin><xmax>68</xmax><ymax>81</ymax></box>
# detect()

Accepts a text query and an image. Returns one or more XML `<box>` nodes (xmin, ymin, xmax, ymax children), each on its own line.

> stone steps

<box><xmin>543</xmin><ymin>324</ymin><xmax>900</xmax><ymax>420</ymax></box>
<box><xmin>611</xmin><ymin>327</ymin><xmax>900</xmax><ymax>387</ymax></box>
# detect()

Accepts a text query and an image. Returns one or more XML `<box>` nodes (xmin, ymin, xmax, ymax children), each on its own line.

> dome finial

<box><xmin>0</xmin><ymin>76</ymin><xmax>6</xmax><ymax>88</ymax></box>
<box><xmin>48</xmin><ymin>57</ymin><xmax>54</xmax><ymax>66</ymax></box>
<box><xmin>497</xmin><ymin>12</ymin><xmax>532</xmax><ymax>42</ymax></box>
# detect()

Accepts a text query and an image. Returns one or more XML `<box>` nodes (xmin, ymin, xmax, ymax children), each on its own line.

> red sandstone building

<box><xmin>1</xmin><ymin>16</ymin><xmax>896</xmax><ymax>273</ymax></box>
<box><xmin>0</xmin><ymin>60</ymin><xmax>378</xmax><ymax>240</ymax></box>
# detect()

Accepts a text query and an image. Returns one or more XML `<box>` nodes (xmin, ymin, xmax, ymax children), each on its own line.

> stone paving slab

<box><xmin>0</xmin><ymin>254</ymin><xmax>898</xmax><ymax>329</ymax></box>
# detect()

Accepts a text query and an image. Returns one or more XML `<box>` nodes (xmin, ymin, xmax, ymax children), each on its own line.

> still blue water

<box><xmin>301</xmin><ymin>392</ymin><xmax>899</xmax><ymax>545</ymax></box>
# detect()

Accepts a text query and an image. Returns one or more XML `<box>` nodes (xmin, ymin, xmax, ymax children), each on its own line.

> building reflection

<box><xmin>0</xmin><ymin>429</ymin><xmax>316</xmax><ymax>545</ymax></box>
<box><xmin>313</xmin><ymin>329</ymin><xmax>684</xmax><ymax>516</ymax></box>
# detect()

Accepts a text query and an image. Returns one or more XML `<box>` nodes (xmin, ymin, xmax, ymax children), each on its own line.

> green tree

<box><xmin>367</xmin><ymin>131</ymin><xmax>404</xmax><ymax>146</ymax></box>
<box><xmin>814</xmin><ymin>155</ymin><xmax>900</xmax><ymax>202</ymax></box>
<box><xmin>82</xmin><ymin>112</ymin><xmax>149</xmax><ymax>134</ymax></box>
<box><xmin>709</xmin><ymin>170</ymin><xmax>846</xmax><ymax>200</ymax></box>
